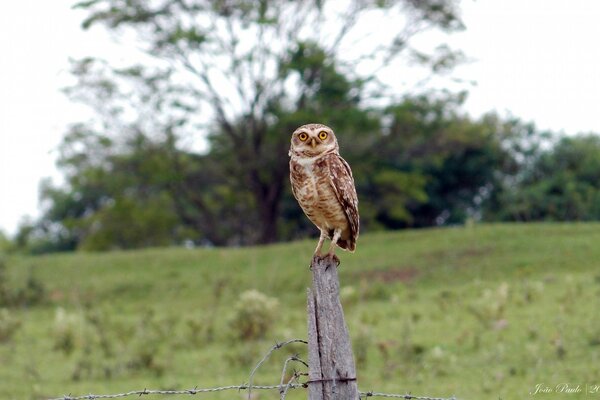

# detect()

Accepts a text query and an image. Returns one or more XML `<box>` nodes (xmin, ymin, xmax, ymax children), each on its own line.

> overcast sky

<box><xmin>1</xmin><ymin>0</ymin><xmax>600</xmax><ymax>236</ymax></box>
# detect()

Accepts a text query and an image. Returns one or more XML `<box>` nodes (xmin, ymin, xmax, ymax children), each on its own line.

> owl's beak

<box><xmin>310</xmin><ymin>138</ymin><xmax>316</xmax><ymax>148</ymax></box>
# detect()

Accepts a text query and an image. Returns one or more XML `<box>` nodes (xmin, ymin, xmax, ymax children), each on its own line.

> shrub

<box><xmin>340</xmin><ymin>285</ymin><xmax>359</xmax><ymax>306</ymax></box>
<box><xmin>352</xmin><ymin>323</ymin><xmax>372</xmax><ymax>366</ymax></box>
<box><xmin>15</xmin><ymin>269</ymin><xmax>47</xmax><ymax>306</ymax></box>
<box><xmin>229</xmin><ymin>290</ymin><xmax>278</xmax><ymax>341</ymax></box>
<box><xmin>0</xmin><ymin>260</ymin><xmax>11</xmax><ymax>306</ymax></box>
<box><xmin>184</xmin><ymin>315</ymin><xmax>214</xmax><ymax>345</ymax></box>
<box><xmin>468</xmin><ymin>282</ymin><xmax>510</xmax><ymax>328</ymax></box>
<box><xmin>0</xmin><ymin>308</ymin><xmax>21</xmax><ymax>343</ymax></box>
<box><xmin>53</xmin><ymin>308</ymin><xmax>83</xmax><ymax>355</ymax></box>
<box><xmin>0</xmin><ymin>261</ymin><xmax>47</xmax><ymax>308</ymax></box>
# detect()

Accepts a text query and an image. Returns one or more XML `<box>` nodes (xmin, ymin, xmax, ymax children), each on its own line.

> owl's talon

<box><xmin>334</xmin><ymin>255</ymin><xmax>340</xmax><ymax>267</ymax></box>
<box><xmin>311</xmin><ymin>254</ymin><xmax>322</xmax><ymax>269</ymax></box>
<box><xmin>325</xmin><ymin>253</ymin><xmax>340</xmax><ymax>268</ymax></box>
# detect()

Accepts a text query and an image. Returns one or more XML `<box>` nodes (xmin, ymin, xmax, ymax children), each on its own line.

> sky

<box><xmin>1</xmin><ymin>0</ymin><xmax>600</xmax><ymax>236</ymax></box>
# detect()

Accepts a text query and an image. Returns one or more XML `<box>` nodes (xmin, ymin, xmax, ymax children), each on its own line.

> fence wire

<box><xmin>46</xmin><ymin>339</ymin><xmax>457</xmax><ymax>400</ymax></box>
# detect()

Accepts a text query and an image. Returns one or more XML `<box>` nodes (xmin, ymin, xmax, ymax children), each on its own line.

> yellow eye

<box><xmin>298</xmin><ymin>133</ymin><xmax>308</xmax><ymax>141</ymax></box>
<box><xmin>318</xmin><ymin>131</ymin><xmax>328</xmax><ymax>140</ymax></box>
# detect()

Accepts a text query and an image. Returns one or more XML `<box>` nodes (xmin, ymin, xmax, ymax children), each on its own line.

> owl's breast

<box><xmin>290</xmin><ymin>157</ymin><xmax>348</xmax><ymax>232</ymax></box>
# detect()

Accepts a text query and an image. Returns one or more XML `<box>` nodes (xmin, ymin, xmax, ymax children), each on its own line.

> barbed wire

<box><xmin>48</xmin><ymin>384</ymin><xmax>305</xmax><ymax>400</ymax></box>
<box><xmin>46</xmin><ymin>338</ymin><xmax>457</xmax><ymax>400</ymax></box>
<box><xmin>360</xmin><ymin>393</ymin><xmax>457</xmax><ymax>400</ymax></box>
<box><xmin>280</xmin><ymin>370</ymin><xmax>307</xmax><ymax>400</ymax></box>
<box><xmin>47</xmin><ymin>388</ymin><xmax>457</xmax><ymax>400</ymax></box>
<box><xmin>247</xmin><ymin>338</ymin><xmax>307</xmax><ymax>399</ymax></box>
<box><xmin>48</xmin><ymin>387</ymin><xmax>456</xmax><ymax>400</ymax></box>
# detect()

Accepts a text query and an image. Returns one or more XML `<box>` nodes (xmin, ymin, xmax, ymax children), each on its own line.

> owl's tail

<box><xmin>337</xmin><ymin>238</ymin><xmax>356</xmax><ymax>252</ymax></box>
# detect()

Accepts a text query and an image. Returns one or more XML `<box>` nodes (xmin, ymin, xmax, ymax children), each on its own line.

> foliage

<box><xmin>23</xmin><ymin>91</ymin><xmax>549</xmax><ymax>252</ymax></box>
<box><xmin>51</xmin><ymin>306</ymin><xmax>174</xmax><ymax>380</ymax></box>
<box><xmin>52</xmin><ymin>308</ymin><xmax>84</xmax><ymax>355</ymax></box>
<box><xmin>0</xmin><ymin>260</ymin><xmax>47</xmax><ymax>308</ymax></box>
<box><xmin>0</xmin><ymin>231</ymin><xmax>12</xmax><ymax>254</ymax></box>
<box><xmin>12</xmin><ymin>0</ymin><xmax>600</xmax><ymax>254</ymax></box>
<box><xmin>16</xmin><ymin>0</ymin><xmax>467</xmax><ymax>252</ymax></box>
<box><xmin>228</xmin><ymin>289</ymin><xmax>279</xmax><ymax>341</ymax></box>
<box><xmin>360</xmin><ymin>92</ymin><xmax>514</xmax><ymax>228</ymax></box>
<box><xmin>491</xmin><ymin>134</ymin><xmax>600</xmax><ymax>221</ymax></box>
<box><xmin>0</xmin><ymin>308</ymin><xmax>21</xmax><ymax>343</ymax></box>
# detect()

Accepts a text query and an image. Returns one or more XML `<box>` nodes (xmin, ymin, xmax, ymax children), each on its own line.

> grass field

<box><xmin>1</xmin><ymin>223</ymin><xmax>600</xmax><ymax>400</ymax></box>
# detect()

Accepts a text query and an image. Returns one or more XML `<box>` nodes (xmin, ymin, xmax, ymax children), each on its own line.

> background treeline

<box><xmin>6</xmin><ymin>0</ymin><xmax>600</xmax><ymax>254</ymax></box>
<box><xmin>12</xmin><ymin>95</ymin><xmax>600</xmax><ymax>254</ymax></box>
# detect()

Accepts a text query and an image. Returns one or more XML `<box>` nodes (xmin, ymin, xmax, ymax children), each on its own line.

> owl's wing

<box><xmin>289</xmin><ymin>159</ymin><xmax>301</xmax><ymax>201</ymax></box>
<box><xmin>326</xmin><ymin>153</ymin><xmax>360</xmax><ymax>243</ymax></box>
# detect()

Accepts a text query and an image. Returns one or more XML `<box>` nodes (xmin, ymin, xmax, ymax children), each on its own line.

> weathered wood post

<box><xmin>307</xmin><ymin>257</ymin><xmax>359</xmax><ymax>400</ymax></box>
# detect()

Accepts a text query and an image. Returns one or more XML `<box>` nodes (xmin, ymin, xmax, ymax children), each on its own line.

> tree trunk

<box><xmin>252</xmin><ymin>165</ymin><xmax>286</xmax><ymax>245</ymax></box>
<box><xmin>257</xmin><ymin>200</ymin><xmax>279</xmax><ymax>244</ymax></box>
<box><xmin>307</xmin><ymin>256</ymin><xmax>359</xmax><ymax>400</ymax></box>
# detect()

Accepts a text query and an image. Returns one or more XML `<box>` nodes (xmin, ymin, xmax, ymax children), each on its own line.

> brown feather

<box><xmin>324</xmin><ymin>153</ymin><xmax>359</xmax><ymax>251</ymax></box>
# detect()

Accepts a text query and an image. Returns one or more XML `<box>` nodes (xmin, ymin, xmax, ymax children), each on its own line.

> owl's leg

<box><xmin>314</xmin><ymin>230</ymin><xmax>327</xmax><ymax>256</ymax></box>
<box><xmin>326</xmin><ymin>229</ymin><xmax>342</xmax><ymax>267</ymax></box>
<box><xmin>311</xmin><ymin>230</ymin><xmax>328</xmax><ymax>268</ymax></box>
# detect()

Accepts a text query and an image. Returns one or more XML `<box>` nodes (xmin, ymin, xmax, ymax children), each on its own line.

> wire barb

<box><xmin>246</xmin><ymin>338</ymin><xmax>307</xmax><ymax>399</ymax></box>
<box><xmin>279</xmin><ymin>353</ymin><xmax>309</xmax><ymax>393</ymax></box>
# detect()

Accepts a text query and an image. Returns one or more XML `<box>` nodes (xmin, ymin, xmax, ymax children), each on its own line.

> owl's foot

<box><xmin>325</xmin><ymin>253</ymin><xmax>340</xmax><ymax>268</ymax></box>
<box><xmin>310</xmin><ymin>254</ymin><xmax>322</xmax><ymax>269</ymax></box>
<box><xmin>310</xmin><ymin>253</ymin><xmax>339</xmax><ymax>269</ymax></box>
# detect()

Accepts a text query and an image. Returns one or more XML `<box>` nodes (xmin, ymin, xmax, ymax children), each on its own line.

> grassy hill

<box><xmin>1</xmin><ymin>223</ymin><xmax>600</xmax><ymax>399</ymax></box>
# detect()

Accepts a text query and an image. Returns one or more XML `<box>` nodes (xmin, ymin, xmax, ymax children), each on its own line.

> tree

<box><xmin>59</xmin><ymin>0</ymin><xmax>465</xmax><ymax>245</ymax></box>
<box><xmin>492</xmin><ymin>134</ymin><xmax>600</xmax><ymax>221</ymax></box>
<box><xmin>33</xmin><ymin>129</ymin><xmax>182</xmax><ymax>251</ymax></box>
<box><xmin>360</xmin><ymin>92</ymin><xmax>516</xmax><ymax>228</ymax></box>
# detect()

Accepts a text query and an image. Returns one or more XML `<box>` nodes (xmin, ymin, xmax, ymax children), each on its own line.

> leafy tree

<box><xmin>492</xmin><ymin>134</ymin><xmax>600</xmax><ymax>221</ymax></box>
<box><xmin>36</xmin><ymin>127</ymin><xmax>232</xmax><ymax>250</ymax></box>
<box><xmin>360</xmin><ymin>92</ymin><xmax>516</xmax><ymax>228</ymax></box>
<box><xmin>53</xmin><ymin>0</ymin><xmax>465</xmax><ymax>246</ymax></box>
<box><xmin>12</xmin><ymin>215</ymin><xmax>77</xmax><ymax>255</ymax></box>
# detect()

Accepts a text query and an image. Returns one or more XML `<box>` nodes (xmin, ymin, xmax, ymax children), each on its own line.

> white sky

<box><xmin>1</xmin><ymin>0</ymin><xmax>600</xmax><ymax>236</ymax></box>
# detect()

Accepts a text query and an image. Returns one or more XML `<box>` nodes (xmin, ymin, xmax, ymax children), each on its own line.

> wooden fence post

<box><xmin>307</xmin><ymin>256</ymin><xmax>359</xmax><ymax>400</ymax></box>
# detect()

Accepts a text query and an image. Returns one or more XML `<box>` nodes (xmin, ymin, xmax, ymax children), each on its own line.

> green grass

<box><xmin>2</xmin><ymin>223</ymin><xmax>600</xmax><ymax>399</ymax></box>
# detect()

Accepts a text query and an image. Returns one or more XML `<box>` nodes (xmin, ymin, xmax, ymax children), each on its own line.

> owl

<box><xmin>289</xmin><ymin>123</ymin><xmax>359</xmax><ymax>265</ymax></box>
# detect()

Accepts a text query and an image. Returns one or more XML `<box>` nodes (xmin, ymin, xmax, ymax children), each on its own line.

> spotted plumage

<box><xmin>289</xmin><ymin>123</ymin><xmax>359</xmax><ymax>263</ymax></box>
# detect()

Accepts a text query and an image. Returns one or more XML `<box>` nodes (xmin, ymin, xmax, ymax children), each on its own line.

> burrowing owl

<box><xmin>289</xmin><ymin>123</ymin><xmax>359</xmax><ymax>264</ymax></box>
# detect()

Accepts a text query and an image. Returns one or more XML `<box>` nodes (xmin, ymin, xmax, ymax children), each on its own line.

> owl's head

<box><xmin>289</xmin><ymin>123</ymin><xmax>339</xmax><ymax>157</ymax></box>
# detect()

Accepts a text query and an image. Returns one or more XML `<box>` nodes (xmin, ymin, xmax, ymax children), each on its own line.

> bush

<box><xmin>53</xmin><ymin>308</ymin><xmax>83</xmax><ymax>355</ymax></box>
<box><xmin>14</xmin><ymin>271</ymin><xmax>47</xmax><ymax>306</ymax></box>
<box><xmin>0</xmin><ymin>308</ymin><xmax>22</xmax><ymax>343</ymax></box>
<box><xmin>55</xmin><ymin>307</ymin><xmax>172</xmax><ymax>380</ymax></box>
<box><xmin>0</xmin><ymin>260</ymin><xmax>11</xmax><ymax>306</ymax></box>
<box><xmin>229</xmin><ymin>290</ymin><xmax>278</xmax><ymax>341</ymax></box>
<box><xmin>0</xmin><ymin>260</ymin><xmax>47</xmax><ymax>308</ymax></box>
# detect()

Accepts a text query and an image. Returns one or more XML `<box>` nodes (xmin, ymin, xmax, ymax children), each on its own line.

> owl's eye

<box><xmin>318</xmin><ymin>131</ymin><xmax>328</xmax><ymax>140</ymax></box>
<box><xmin>298</xmin><ymin>133</ymin><xmax>308</xmax><ymax>141</ymax></box>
